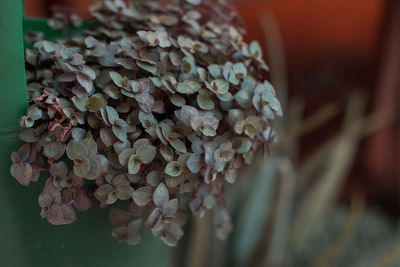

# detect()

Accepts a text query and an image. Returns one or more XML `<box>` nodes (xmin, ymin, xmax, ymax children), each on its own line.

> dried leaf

<box><xmin>153</xmin><ymin>183</ymin><xmax>169</xmax><ymax>207</ymax></box>
<box><xmin>132</xmin><ymin>187</ymin><xmax>152</xmax><ymax>207</ymax></box>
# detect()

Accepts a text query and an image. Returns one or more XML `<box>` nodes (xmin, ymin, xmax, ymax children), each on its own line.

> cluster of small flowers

<box><xmin>11</xmin><ymin>0</ymin><xmax>282</xmax><ymax>246</ymax></box>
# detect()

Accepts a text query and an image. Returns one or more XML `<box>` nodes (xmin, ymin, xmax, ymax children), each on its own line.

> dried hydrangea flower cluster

<box><xmin>12</xmin><ymin>0</ymin><xmax>282</xmax><ymax>246</ymax></box>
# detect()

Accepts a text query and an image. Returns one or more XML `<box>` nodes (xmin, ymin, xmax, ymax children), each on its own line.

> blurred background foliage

<box><xmin>24</xmin><ymin>0</ymin><xmax>400</xmax><ymax>266</ymax></box>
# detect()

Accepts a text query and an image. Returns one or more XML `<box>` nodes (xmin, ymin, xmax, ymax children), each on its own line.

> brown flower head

<box><xmin>11</xmin><ymin>0</ymin><xmax>281</xmax><ymax>247</ymax></box>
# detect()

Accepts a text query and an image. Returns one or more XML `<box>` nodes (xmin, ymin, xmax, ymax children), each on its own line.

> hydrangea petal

<box><xmin>153</xmin><ymin>183</ymin><xmax>169</xmax><ymax>207</ymax></box>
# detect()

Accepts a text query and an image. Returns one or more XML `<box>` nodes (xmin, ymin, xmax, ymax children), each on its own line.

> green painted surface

<box><xmin>0</xmin><ymin>1</ymin><xmax>171</xmax><ymax>266</ymax></box>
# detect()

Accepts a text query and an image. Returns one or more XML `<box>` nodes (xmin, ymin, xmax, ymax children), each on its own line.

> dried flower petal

<box><xmin>74</xmin><ymin>194</ymin><xmax>92</xmax><ymax>211</ymax></box>
<box><xmin>163</xmin><ymin>199</ymin><xmax>178</xmax><ymax>216</ymax></box>
<box><xmin>165</xmin><ymin>161</ymin><xmax>183</xmax><ymax>177</ymax></box>
<box><xmin>153</xmin><ymin>183</ymin><xmax>169</xmax><ymax>207</ymax></box>
<box><xmin>66</xmin><ymin>140</ymin><xmax>88</xmax><ymax>160</ymax></box>
<box><xmin>94</xmin><ymin>184</ymin><xmax>114</xmax><ymax>203</ymax></box>
<box><xmin>115</xmin><ymin>184</ymin><xmax>134</xmax><ymax>200</ymax></box>
<box><xmin>136</xmin><ymin>145</ymin><xmax>156</xmax><ymax>164</ymax></box>
<box><xmin>10</xmin><ymin>162</ymin><xmax>32</xmax><ymax>186</ymax></box>
<box><xmin>132</xmin><ymin>187</ymin><xmax>152</xmax><ymax>207</ymax></box>
<box><xmin>186</xmin><ymin>153</ymin><xmax>202</xmax><ymax>173</ymax></box>
<box><xmin>109</xmin><ymin>208</ymin><xmax>131</xmax><ymax>226</ymax></box>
